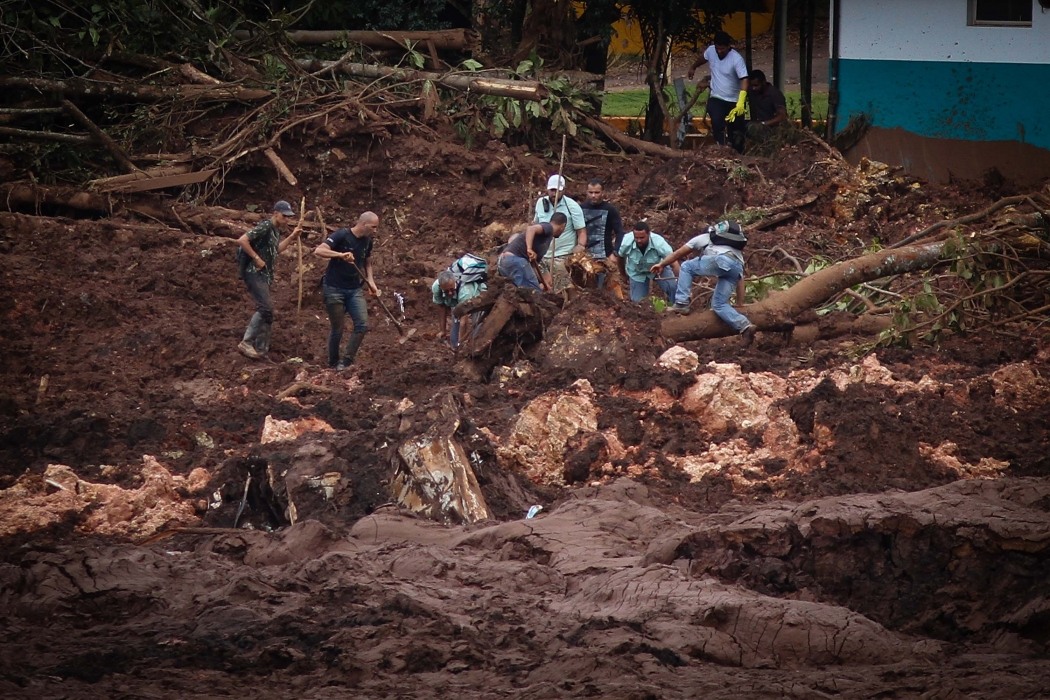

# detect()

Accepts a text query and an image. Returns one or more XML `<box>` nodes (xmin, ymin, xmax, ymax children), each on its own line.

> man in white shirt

<box><xmin>688</xmin><ymin>31</ymin><xmax>749</xmax><ymax>153</ymax></box>
<box><xmin>650</xmin><ymin>220</ymin><xmax>756</xmax><ymax>345</ymax></box>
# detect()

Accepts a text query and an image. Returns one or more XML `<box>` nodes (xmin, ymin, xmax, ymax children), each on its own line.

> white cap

<box><xmin>546</xmin><ymin>174</ymin><xmax>565</xmax><ymax>191</ymax></box>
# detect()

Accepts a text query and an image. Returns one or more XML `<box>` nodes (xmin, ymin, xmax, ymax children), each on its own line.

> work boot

<box><xmin>242</xmin><ymin>312</ymin><xmax>262</xmax><ymax>343</ymax></box>
<box><xmin>237</xmin><ymin>340</ymin><xmax>260</xmax><ymax>359</ymax></box>
<box><xmin>670</xmin><ymin>303</ymin><xmax>690</xmax><ymax>314</ymax></box>
<box><xmin>340</xmin><ymin>331</ymin><xmax>366</xmax><ymax>367</ymax></box>
<box><xmin>740</xmin><ymin>325</ymin><xmax>757</xmax><ymax>347</ymax></box>
<box><xmin>254</xmin><ymin>322</ymin><xmax>272</xmax><ymax>356</ymax></box>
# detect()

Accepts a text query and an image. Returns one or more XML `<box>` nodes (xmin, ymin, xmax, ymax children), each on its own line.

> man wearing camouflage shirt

<box><xmin>236</xmin><ymin>200</ymin><xmax>303</xmax><ymax>359</ymax></box>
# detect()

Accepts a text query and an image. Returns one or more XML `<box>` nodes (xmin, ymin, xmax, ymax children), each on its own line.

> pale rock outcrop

<box><xmin>0</xmin><ymin>455</ymin><xmax>206</xmax><ymax>538</ymax></box>
<box><xmin>657</xmin><ymin>345</ymin><xmax>699</xmax><ymax>373</ymax></box>
<box><xmin>498</xmin><ymin>378</ymin><xmax>600</xmax><ymax>485</ymax></box>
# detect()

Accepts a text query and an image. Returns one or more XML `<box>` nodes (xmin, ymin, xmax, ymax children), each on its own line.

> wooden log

<box><xmin>263</xmin><ymin>147</ymin><xmax>298</xmax><ymax>186</ymax></box>
<box><xmin>0</xmin><ymin>76</ymin><xmax>271</xmax><ymax>103</ymax></box>
<box><xmin>578</xmin><ymin>113</ymin><xmax>685</xmax><ymax>158</ymax></box>
<box><xmin>60</xmin><ymin>99</ymin><xmax>139</xmax><ymax>173</ymax></box>
<box><xmin>0</xmin><ymin>183</ymin><xmax>110</xmax><ymax>212</ymax></box>
<box><xmin>0</xmin><ymin>126</ymin><xmax>92</xmax><ymax>144</ymax></box>
<box><xmin>105</xmin><ymin>169</ymin><xmax>218</xmax><ymax>193</ymax></box>
<box><xmin>233</xmin><ymin>28</ymin><xmax>471</xmax><ymax>50</ymax></box>
<box><xmin>0</xmin><ymin>107</ymin><xmax>65</xmax><ymax>115</ymax></box>
<box><xmin>461</xmin><ymin>294</ymin><xmax>519</xmax><ymax>357</ymax></box>
<box><xmin>305</xmin><ymin>61</ymin><xmax>547</xmax><ymax>101</ymax></box>
<box><xmin>89</xmin><ymin>165</ymin><xmax>195</xmax><ymax>191</ymax></box>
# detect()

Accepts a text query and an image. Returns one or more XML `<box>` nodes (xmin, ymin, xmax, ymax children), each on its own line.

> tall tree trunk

<box><xmin>642</xmin><ymin>13</ymin><xmax>671</xmax><ymax>143</ymax></box>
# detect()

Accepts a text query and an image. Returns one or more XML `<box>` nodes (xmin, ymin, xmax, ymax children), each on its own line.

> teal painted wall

<box><xmin>835</xmin><ymin>59</ymin><xmax>1050</xmax><ymax>150</ymax></box>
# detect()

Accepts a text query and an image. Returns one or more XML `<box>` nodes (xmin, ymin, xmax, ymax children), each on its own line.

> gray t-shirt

<box><xmin>686</xmin><ymin>232</ymin><xmax>744</xmax><ymax>264</ymax></box>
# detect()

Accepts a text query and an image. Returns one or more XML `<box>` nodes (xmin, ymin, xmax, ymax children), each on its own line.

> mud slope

<box><xmin>1</xmin><ymin>127</ymin><xmax>1049</xmax><ymax>698</ymax></box>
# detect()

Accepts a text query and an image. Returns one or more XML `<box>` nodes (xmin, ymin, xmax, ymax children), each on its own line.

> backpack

<box><xmin>449</xmin><ymin>253</ymin><xmax>488</xmax><ymax>285</ymax></box>
<box><xmin>708</xmin><ymin>220</ymin><xmax>747</xmax><ymax>250</ymax></box>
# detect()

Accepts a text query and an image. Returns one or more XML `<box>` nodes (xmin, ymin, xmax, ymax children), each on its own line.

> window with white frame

<box><xmin>968</xmin><ymin>0</ymin><xmax>1033</xmax><ymax>26</ymax></box>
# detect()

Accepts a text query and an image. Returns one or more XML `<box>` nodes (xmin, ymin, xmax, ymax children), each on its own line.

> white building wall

<box><xmin>839</xmin><ymin>0</ymin><xmax>1050</xmax><ymax>64</ymax></box>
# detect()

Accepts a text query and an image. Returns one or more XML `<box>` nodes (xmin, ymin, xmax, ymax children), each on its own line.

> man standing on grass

<box><xmin>688</xmin><ymin>30</ymin><xmax>749</xmax><ymax>153</ymax></box>
<box><xmin>236</xmin><ymin>200</ymin><xmax>303</xmax><ymax>360</ymax></box>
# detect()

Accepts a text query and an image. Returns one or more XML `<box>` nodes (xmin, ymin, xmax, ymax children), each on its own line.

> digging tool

<box><xmin>546</xmin><ymin>133</ymin><xmax>568</xmax><ymax>278</ymax></box>
<box><xmin>349</xmin><ymin>260</ymin><xmax>417</xmax><ymax>343</ymax></box>
<box><xmin>295</xmin><ymin>196</ymin><xmax>306</xmax><ymax>316</ymax></box>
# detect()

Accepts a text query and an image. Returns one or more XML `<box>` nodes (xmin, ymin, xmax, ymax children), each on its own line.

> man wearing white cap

<box><xmin>533</xmin><ymin>174</ymin><xmax>586</xmax><ymax>291</ymax></box>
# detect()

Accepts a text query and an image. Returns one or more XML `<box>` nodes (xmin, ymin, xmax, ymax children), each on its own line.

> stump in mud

<box><xmin>452</xmin><ymin>277</ymin><xmax>665</xmax><ymax>384</ymax></box>
<box><xmin>391</xmin><ymin>393</ymin><xmax>492</xmax><ymax>524</ymax></box>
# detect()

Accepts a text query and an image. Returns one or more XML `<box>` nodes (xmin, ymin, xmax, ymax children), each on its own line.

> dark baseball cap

<box><xmin>273</xmin><ymin>200</ymin><xmax>296</xmax><ymax>216</ymax></box>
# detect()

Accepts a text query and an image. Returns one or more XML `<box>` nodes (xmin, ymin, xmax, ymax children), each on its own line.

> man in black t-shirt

<box><xmin>313</xmin><ymin>211</ymin><xmax>380</xmax><ymax>370</ymax></box>
<box><xmin>497</xmin><ymin>213</ymin><xmax>567</xmax><ymax>290</ymax></box>
<box><xmin>746</xmin><ymin>69</ymin><xmax>788</xmax><ymax>152</ymax></box>
<box><xmin>581</xmin><ymin>179</ymin><xmax>625</xmax><ymax>288</ymax></box>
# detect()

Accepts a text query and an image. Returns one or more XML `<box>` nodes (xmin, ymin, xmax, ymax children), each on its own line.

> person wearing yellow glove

<box><xmin>687</xmin><ymin>30</ymin><xmax>749</xmax><ymax>153</ymax></box>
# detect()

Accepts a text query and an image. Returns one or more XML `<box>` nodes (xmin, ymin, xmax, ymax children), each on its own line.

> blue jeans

<box><xmin>498</xmin><ymin>253</ymin><xmax>542</xmax><ymax>290</ymax></box>
<box><xmin>242</xmin><ymin>271</ymin><xmax>273</xmax><ymax>353</ymax></box>
<box><xmin>675</xmin><ymin>254</ymin><xmax>751</xmax><ymax>332</ymax></box>
<box><xmin>707</xmin><ymin>97</ymin><xmax>746</xmax><ymax>153</ymax></box>
<box><xmin>323</xmin><ymin>284</ymin><xmax>368</xmax><ymax>367</ymax></box>
<box><xmin>448</xmin><ymin>311</ymin><xmax>484</xmax><ymax>349</ymax></box>
<box><xmin>629</xmin><ymin>267</ymin><xmax>677</xmax><ymax>303</ymax></box>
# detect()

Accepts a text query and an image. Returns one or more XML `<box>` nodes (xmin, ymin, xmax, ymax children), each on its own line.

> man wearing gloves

<box><xmin>688</xmin><ymin>31</ymin><xmax>749</xmax><ymax>153</ymax></box>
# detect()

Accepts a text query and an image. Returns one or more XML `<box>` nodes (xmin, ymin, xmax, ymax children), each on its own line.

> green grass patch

<box><xmin>601</xmin><ymin>88</ymin><xmax>829</xmax><ymax>122</ymax></box>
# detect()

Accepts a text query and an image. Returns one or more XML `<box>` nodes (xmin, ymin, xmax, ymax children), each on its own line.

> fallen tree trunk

<box><xmin>61</xmin><ymin>99</ymin><xmax>139</xmax><ymax>173</ymax></box>
<box><xmin>0</xmin><ymin>126</ymin><xmax>92</xmax><ymax>144</ymax></box>
<box><xmin>0</xmin><ymin>183</ymin><xmax>110</xmax><ymax>212</ymax></box>
<box><xmin>0</xmin><ymin>76</ymin><xmax>271</xmax><ymax>103</ymax></box>
<box><xmin>234</xmin><ymin>28</ymin><xmax>472</xmax><ymax>50</ymax></box>
<box><xmin>302</xmin><ymin>61</ymin><xmax>547</xmax><ymax>101</ymax></box>
<box><xmin>579</xmin><ymin>113</ymin><xmax>684</xmax><ymax>158</ymax></box>
<box><xmin>660</xmin><ymin>240</ymin><xmax>957</xmax><ymax>341</ymax></box>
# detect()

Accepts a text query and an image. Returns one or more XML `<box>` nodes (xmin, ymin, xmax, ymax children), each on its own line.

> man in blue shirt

<box><xmin>313</xmin><ymin>211</ymin><xmax>381</xmax><ymax>370</ymax></box>
<box><xmin>609</xmin><ymin>221</ymin><xmax>679</xmax><ymax>303</ymax></box>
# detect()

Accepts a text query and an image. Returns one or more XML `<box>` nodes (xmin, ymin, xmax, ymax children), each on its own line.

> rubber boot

<box><xmin>243</xmin><ymin>311</ymin><xmax>262</xmax><ymax>343</ymax></box>
<box><xmin>339</xmin><ymin>331</ymin><xmax>365</xmax><ymax>368</ymax></box>
<box><xmin>254</xmin><ymin>321</ymin><xmax>272</xmax><ymax>356</ymax></box>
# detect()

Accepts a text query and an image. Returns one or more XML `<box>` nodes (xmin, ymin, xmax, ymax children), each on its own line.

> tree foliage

<box><xmin>621</xmin><ymin>0</ymin><xmax>743</xmax><ymax>142</ymax></box>
<box><xmin>0</xmin><ymin>0</ymin><xmax>452</xmax><ymax>75</ymax></box>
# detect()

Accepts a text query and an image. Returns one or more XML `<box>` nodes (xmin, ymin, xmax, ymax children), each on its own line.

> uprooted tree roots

<box><xmin>662</xmin><ymin>194</ymin><xmax>1050</xmax><ymax>345</ymax></box>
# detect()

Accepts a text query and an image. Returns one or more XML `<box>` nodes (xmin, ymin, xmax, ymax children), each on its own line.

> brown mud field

<box><xmin>2</xmin><ymin>126</ymin><xmax>1050</xmax><ymax>699</ymax></box>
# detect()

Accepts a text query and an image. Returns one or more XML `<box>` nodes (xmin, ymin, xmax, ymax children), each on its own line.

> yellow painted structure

<box><xmin>609</xmin><ymin>8</ymin><xmax>774</xmax><ymax>57</ymax></box>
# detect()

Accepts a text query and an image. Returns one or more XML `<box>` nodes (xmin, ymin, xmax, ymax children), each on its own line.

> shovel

<box><xmin>350</xmin><ymin>260</ymin><xmax>417</xmax><ymax>344</ymax></box>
